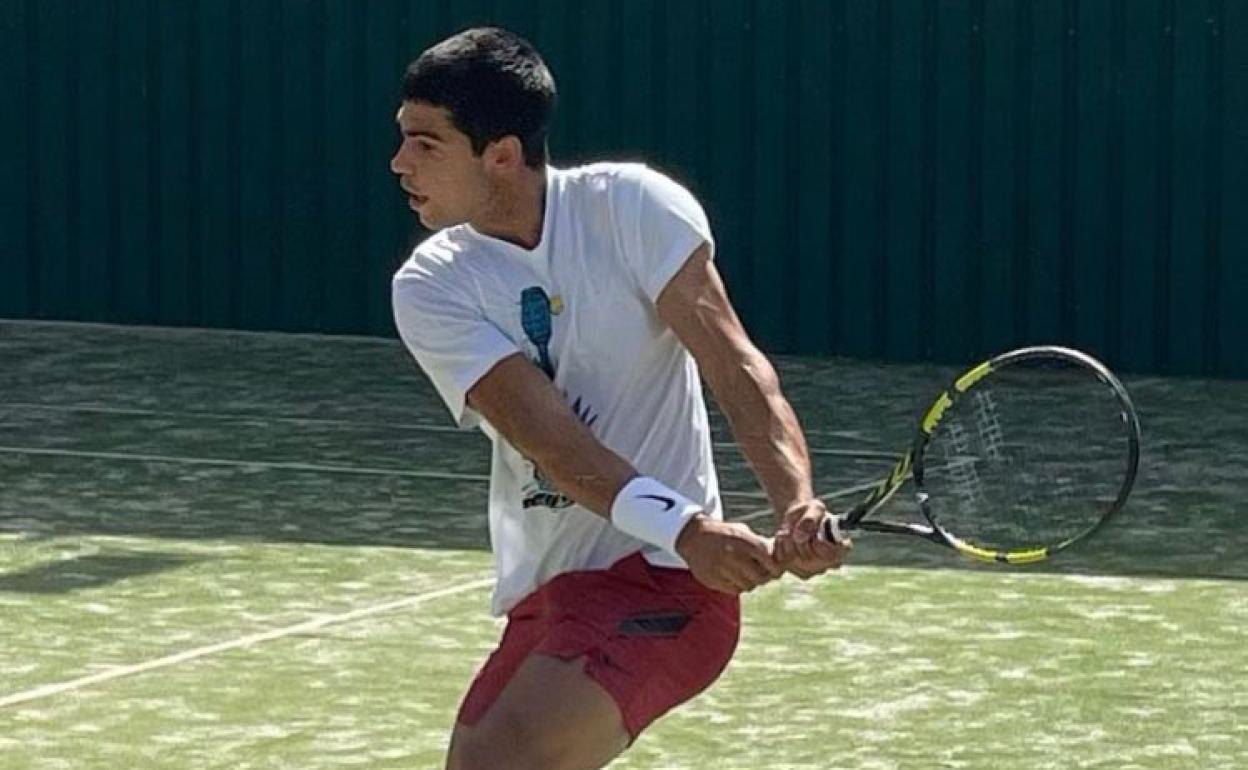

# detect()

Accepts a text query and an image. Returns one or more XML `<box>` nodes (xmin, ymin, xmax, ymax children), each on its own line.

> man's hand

<box><xmin>675</xmin><ymin>516</ymin><xmax>783</xmax><ymax>594</ymax></box>
<box><xmin>772</xmin><ymin>499</ymin><xmax>851</xmax><ymax>579</ymax></box>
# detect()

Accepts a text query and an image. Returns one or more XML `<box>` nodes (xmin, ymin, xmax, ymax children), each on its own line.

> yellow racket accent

<box><xmin>954</xmin><ymin>540</ymin><xmax>1050</xmax><ymax>564</ymax></box>
<box><xmin>919</xmin><ymin>361</ymin><xmax>994</xmax><ymax>435</ymax></box>
<box><xmin>921</xmin><ymin>392</ymin><xmax>952</xmax><ymax>434</ymax></box>
<box><xmin>954</xmin><ymin>361</ymin><xmax>994</xmax><ymax>392</ymax></box>
<box><xmin>1001</xmin><ymin>548</ymin><xmax>1051</xmax><ymax>565</ymax></box>
<box><xmin>839</xmin><ymin>348</ymin><xmax>1138</xmax><ymax>565</ymax></box>
<box><xmin>888</xmin><ymin>452</ymin><xmax>912</xmax><ymax>487</ymax></box>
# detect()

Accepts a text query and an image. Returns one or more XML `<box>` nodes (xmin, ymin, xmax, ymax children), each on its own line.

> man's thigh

<box><xmin>447</xmin><ymin>555</ymin><xmax>741</xmax><ymax>768</ymax></box>
<box><xmin>446</xmin><ymin>653</ymin><xmax>628</xmax><ymax>770</ymax></box>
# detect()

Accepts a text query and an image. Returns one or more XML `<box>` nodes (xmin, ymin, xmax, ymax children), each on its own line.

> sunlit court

<box><xmin>3</xmin><ymin>2</ymin><xmax>1246</xmax><ymax>768</ymax></box>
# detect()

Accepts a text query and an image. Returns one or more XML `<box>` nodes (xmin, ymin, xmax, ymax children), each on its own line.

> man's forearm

<box><xmin>714</xmin><ymin>351</ymin><xmax>815</xmax><ymax>517</ymax></box>
<box><xmin>530</xmin><ymin>427</ymin><xmax>639</xmax><ymax>516</ymax></box>
<box><xmin>465</xmin><ymin>354</ymin><xmax>711</xmax><ymax>557</ymax></box>
<box><xmin>463</xmin><ymin>354</ymin><xmax>637</xmax><ymax>516</ymax></box>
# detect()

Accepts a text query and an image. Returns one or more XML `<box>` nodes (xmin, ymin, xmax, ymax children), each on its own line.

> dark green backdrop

<box><xmin>2</xmin><ymin>0</ymin><xmax>1245</xmax><ymax>377</ymax></box>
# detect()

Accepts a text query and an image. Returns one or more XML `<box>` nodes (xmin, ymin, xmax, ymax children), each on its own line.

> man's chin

<box><xmin>418</xmin><ymin>211</ymin><xmax>467</xmax><ymax>231</ymax></box>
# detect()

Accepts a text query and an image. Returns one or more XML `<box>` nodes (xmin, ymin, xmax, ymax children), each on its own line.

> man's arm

<box><xmin>656</xmin><ymin>243</ymin><xmax>847</xmax><ymax>575</ymax></box>
<box><xmin>469</xmin><ymin>353</ymin><xmax>636</xmax><ymax>514</ymax></box>
<box><xmin>465</xmin><ymin>352</ymin><xmax>781</xmax><ymax>593</ymax></box>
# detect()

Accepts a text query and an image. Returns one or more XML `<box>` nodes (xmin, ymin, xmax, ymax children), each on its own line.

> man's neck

<box><xmin>471</xmin><ymin>167</ymin><xmax>547</xmax><ymax>251</ymax></box>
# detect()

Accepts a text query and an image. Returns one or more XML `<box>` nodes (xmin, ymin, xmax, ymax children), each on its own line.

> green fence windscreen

<box><xmin>2</xmin><ymin>0</ymin><xmax>1245</xmax><ymax>377</ymax></box>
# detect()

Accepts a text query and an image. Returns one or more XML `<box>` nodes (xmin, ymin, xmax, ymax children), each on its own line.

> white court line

<box><xmin>805</xmin><ymin>447</ymin><xmax>896</xmax><ymax>459</ymax></box>
<box><xmin>731</xmin><ymin>461</ymin><xmax>965</xmax><ymax>525</ymax></box>
<box><xmin>731</xmin><ymin>478</ymin><xmax>886</xmax><ymax>525</ymax></box>
<box><xmin>0</xmin><ymin>446</ymin><xmax>490</xmax><ymax>482</ymax></box>
<box><xmin>0</xmin><ymin>318</ymin><xmax>398</xmax><ymax>345</ymax></box>
<box><xmin>2</xmin><ymin>403</ymin><xmax>469</xmax><ymax>435</ymax></box>
<box><xmin>5</xmin><ymin>320</ymin><xmax>886</xmax><ymax>445</ymax></box>
<box><xmin>0</xmin><ymin>444</ymin><xmax>768</xmax><ymax>499</ymax></box>
<box><xmin>0</xmin><ymin>503</ymin><xmax>812</xmax><ymax>714</ymax></box>
<box><xmin>0</xmin><ymin>465</ymin><xmax>859</xmax><ymax>710</ymax></box>
<box><xmin>712</xmin><ymin>441</ymin><xmax>896</xmax><ymax>459</ymax></box>
<box><xmin>6</xmin><ymin>405</ymin><xmax>889</xmax><ymax>458</ymax></box>
<box><xmin>0</xmin><ymin>576</ymin><xmax>495</xmax><ymax>710</ymax></box>
<box><xmin>722</xmin><ymin>489</ymin><xmax>768</xmax><ymax>499</ymax></box>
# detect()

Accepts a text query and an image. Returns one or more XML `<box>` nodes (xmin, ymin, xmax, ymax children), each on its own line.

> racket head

<box><xmin>911</xmin><ymin>346</ymin><xmax>1141</xmax><ymax>564</ymax></box>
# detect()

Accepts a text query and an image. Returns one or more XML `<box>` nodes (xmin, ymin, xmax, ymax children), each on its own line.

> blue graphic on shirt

<box><xmin>517</xmin><ymin>286</ymin><xmax>599</xmax><ymax>510</ymax></box>
<box><xmin>520</xmin><ymin>286</ymin><xmax>555</xmax><ymax>378</ymax></box>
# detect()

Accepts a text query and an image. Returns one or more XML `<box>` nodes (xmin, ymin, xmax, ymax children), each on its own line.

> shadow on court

<box><xmin>2</xmin><ymin>321</ymin><xmax>1245</xmax><ymax>582</ymax></box>
<box><xmin>0</xmin><ymin>551</ymin><xmax>204</xmax><ymax>593</ymax></box>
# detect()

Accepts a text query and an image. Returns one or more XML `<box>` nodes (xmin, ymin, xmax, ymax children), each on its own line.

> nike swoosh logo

<box><xmin>637</xmin><ymin>494</ymin><xmax>676</xmax><ymax>511</ymax></box>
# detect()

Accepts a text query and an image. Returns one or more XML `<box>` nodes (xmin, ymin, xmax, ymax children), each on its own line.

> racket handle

<box><xmin>761</xmin><ymin>515</ymin><xmax>848</xmax><ymax>555</ymax></box>
<box><xmin>820</xmin><ymin>515</ymin><xmax>847</xmax><ymax>544</ymax></box>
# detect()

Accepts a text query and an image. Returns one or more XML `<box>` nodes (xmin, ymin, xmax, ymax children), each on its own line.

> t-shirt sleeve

<box><xmin>392</xmin><ymin>267</ymin><xmax>520</xmax><ymax>428</ymax></box>
<box><xmin>616</xmin><ymin>166</ymin><xmax>715</xmax><ymax>303</ymax></box>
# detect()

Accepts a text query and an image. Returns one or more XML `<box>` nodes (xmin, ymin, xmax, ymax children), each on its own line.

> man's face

<box><xmin>390</xmin><ymin>101</ymin><xmax>488</xmax><ymax>230</ymax></box>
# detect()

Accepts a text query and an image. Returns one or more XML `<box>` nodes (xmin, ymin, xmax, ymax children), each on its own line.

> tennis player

<box><xmin>390</xmin><ymin>27</ymin><xmax>848</xmax><ymax>770</ymax></box>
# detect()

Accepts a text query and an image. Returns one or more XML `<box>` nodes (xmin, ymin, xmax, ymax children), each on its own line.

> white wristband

<box><xmin>609</xmin><ymin>476</ymin><xmax>702</xmax><ymax>554</ymax></box>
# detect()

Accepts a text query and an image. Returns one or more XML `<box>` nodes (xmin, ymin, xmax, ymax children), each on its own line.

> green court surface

<box><xmin>2</xmin><ymin>321</ymin><xmax>1246</xmax><ymax>769</ymax></box>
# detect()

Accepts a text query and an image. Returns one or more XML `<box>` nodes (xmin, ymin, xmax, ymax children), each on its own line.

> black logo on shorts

<box><xmin>617</xmin><ymin>611</ymin><xmax>691</xmax><ymax>637</ymax></box>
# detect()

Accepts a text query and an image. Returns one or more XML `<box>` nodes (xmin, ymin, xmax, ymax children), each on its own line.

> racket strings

<box><xmin>925</xmin><ymin>362</ymin><xmax>1131</xmax><ymax>551</ymax></box>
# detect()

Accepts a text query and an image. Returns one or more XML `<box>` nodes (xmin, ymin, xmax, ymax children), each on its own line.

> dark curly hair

<box><xmin>402</xmin><ymin>27</ymin><xmax>557</xmax><ymax>169</ymax></box>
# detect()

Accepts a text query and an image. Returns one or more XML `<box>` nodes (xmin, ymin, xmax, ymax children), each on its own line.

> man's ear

<box><xmin>483</xmin><ymin>135</ymin><xmax>526</xmax><ymax>172</ymax></box>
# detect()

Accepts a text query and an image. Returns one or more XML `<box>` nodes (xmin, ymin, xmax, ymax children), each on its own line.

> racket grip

<box><xmin>761</xmin><ymin>514</ymin><xmax>847</xmax><ymax>555</ymax></box>
<box><xmin>820</xmin><ymin>515</ymin><xmax>847</xmax><ymax>544</ymax></box>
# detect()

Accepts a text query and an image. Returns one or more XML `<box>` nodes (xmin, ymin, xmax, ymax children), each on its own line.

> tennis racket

<box><xmin>821</xmin><ymin>346</ymin><xmax>1141</xmax><ymax>564</ymax></box>
<box><xmin>520</xmin><ymin>286</ymin><xmax>556</xmax><ymax>378</ymax></box>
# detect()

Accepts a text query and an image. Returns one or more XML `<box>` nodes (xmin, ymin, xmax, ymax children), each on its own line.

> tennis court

<box><xmin>1</xmin><ymin>319</ymin><xmax>1244</xmax><ymax>769</ymax></box>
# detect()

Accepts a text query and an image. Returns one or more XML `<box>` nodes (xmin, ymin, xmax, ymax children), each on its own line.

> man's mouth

<box><xmin>401</xmin><ymin>182</ymin><xmax>428</xmax><ymax>206</ymax></box>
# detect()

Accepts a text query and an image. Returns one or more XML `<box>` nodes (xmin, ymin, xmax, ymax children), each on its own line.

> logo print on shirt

<box><xmin>521</xmin><ymin>394</ymin><xmax>601</xmax><ymax>511</ymax></box>
<box><xmin>518</xmin><ymin>287</ymin><xmax>600</xmax><ymax>511</ymax></box>
<box><xmin>520</xmin><ymin>286</ymin><xmax>556</xmax><ymax>378</ymax></box>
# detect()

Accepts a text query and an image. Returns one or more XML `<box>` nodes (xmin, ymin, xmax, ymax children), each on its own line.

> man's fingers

<box><xmin>770</xmin><ymin>532</ymin><xmax>797</xmax><ymax>564</ymax></box>
<box><xmin>792</xmin><ymin>524</ymin><xmax>834</xmax><ymax>562</ymax></box>
<box><xmin>729</xmin><ymin>534</ymin><xmax>783</xmax><ymax>590</ymax></box>
<box><xmin>791</xmin><ymin>539</ymin><xmax>820</xmax><ymax>563</ymax></box>
<box><xmin>733</xmin><ymin>556</ymin><xmax>774</xmax><ymax>592</ymax></box>
<box><xmin>773</xmin><ymin>532</ymin><xmax>851</xmax><ymax>580</ymax></box>
<box><xmin>738</xmin><ymin>530</ymin><xmax>780</xmax><ymax>574</ymax></box>
<box><xmin>773</xmin><ymin>530</ymin><xmax>825</xmax><ymax>569</ymax></box>
<box><xmin>811</xmin><ymin>538</ymin><xmax>847</xmax><ymax>563</ymax></box>
<box><xmin>781</xmin><ymin>500</ymin><xmax>831</xmax><ymax>550</ymax></box>
<box><xmin>733</xmin><ymin>555</ymin><xmax>777</xmax><ymax>590</ymax></box>
<box><xmin>689</xmin><ymin>521</ymin><xmax>795</xmax><ymax>593</ymax></box>
<box><xmin>747</xmin><ymin>548</ymin><xmax>778</xmax><ymax>572</ymax></box>
<box><xmin>790</xmin><ymin>509</ymin><xmax>822</xmax><ymax>544</ymax></box>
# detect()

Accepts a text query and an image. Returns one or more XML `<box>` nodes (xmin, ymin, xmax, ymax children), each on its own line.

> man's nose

<box><xmin>391</xmin><ymin>144</ymin><xmax>416</xmax><ymax>175</ymax></box>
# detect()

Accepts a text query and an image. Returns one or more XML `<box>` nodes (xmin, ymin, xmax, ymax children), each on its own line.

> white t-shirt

<box><xmin>392</xmin><ymin>163</ymin><xmax>722</xmax><ymax>615</ymax></box>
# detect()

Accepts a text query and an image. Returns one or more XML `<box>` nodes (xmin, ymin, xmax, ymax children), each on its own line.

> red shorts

<box><xmin>456</xmin><ymin>552</ymin><xmax>741</xmax><ymax>739</ymax></box>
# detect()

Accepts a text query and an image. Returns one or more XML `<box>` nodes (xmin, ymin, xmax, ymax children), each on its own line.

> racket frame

<box><xmin>826</xmin><ymin>345</ymin><xmax>1142</xmax><ymax>564</ymax></box>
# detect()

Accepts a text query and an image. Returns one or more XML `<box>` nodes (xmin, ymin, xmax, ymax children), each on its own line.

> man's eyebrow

<box><xmin>399</xmin><ymin>125</ymin><xmax>446</xmax><ymax>142</ymax></box>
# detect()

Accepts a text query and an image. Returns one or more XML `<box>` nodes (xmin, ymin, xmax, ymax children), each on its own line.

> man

<box><xmin>390</xmin><ymin>27</ymin><xmax>848</xmax><ymax>770</ymax></box>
